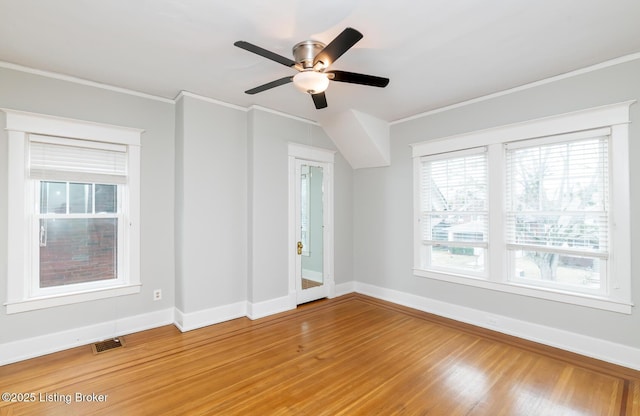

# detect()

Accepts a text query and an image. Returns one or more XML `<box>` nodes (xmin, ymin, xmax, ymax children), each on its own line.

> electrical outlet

<box><xmin>153</xmin><ymin>289</ymin><xmax>162</xmax><ymax>301</ymax></box>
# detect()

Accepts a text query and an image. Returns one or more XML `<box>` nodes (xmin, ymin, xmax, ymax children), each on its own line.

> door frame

<box><xmin>288</xmin><ymin>143</ymin><xmax>335</xmax><ymax>305</ymax></box>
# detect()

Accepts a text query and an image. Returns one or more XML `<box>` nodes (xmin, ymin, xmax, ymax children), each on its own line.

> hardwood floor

<box><xmin>301</xmin><ymin>278</ymin><xmax>322</xmax><ymax>289</ymax></box>
<box><xmin>1</xmin><ymin>294</ymin><xmax>639</xmax><ymax>415</ymax></box>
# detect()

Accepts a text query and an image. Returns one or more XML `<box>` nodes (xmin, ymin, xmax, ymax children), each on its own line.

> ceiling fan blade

<box><xmin>245</xmin><ymin>76</ymin><xmax>293</xmax><ymax>94</ymax></box>
<box><xmin>234</xmin><ymin>41</ymin><xmax>296</xmax><ymax>68</ymax></box>
<box><xmin>313</xmin><ymin>27</ymin><xmax>363</xmax><ymax>68</ymax></box>
<box><xmin>326</xmin><ymin>70</ymin><xmax>389</xmax><ymax>88</ymax></box>
<box><xmin>311</xmin><ymin>92</ymin><xmax>328</xmax><ymax>109</ymax></box>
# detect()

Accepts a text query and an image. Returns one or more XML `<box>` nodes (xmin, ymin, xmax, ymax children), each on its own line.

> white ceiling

<box><xmin>1</xmin><ymin>0</ymin><xmax>639</xmax><ymax>122</ymax></box>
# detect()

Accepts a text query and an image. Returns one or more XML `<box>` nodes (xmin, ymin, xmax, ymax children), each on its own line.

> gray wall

<box><xmin>355</xmin><ymin>58</ymin><xmax>640</xmax><ymax>348</ymax></box>
<box><xmin>0</xmin><ymin>62</ymin><xmax>354</xmax><ymax>351</ymax></box>
<box><xmin>174</xmin><ymin>95</ymin><xmax>248</xmax><ymax>313</ymax></box>
<box><xmin>247</xmin><ymin>109</ymin><xmax>353</xmax><ymax>303</ymax></box>
<box><xmin>0</xmin><ymin>67</ymin><xmax>176</xmax><ymax>343</ymax></box>
<box><xmin>2</xmin><ymin>55</ymin><xmax>636</xmax><ymax>358</ymax></box>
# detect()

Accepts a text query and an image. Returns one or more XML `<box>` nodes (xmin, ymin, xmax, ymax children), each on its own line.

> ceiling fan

<box><xmin>234</xmin><ymin>27</ymin><xmax>389</xmax><ymax>109</ymax></box>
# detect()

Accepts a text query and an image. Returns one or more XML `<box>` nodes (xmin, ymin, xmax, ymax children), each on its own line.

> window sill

<box><xmin>4</xmin><ymin>284</ymin><xmax>141</xmax><ymax>314</ymax></box>
<box><xmin>413</xmin><ymin>268</ymin><xmax>632</xmax><ymax>314</ymax></box>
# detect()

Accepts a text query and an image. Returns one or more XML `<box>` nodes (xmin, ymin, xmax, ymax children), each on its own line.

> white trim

<box><xmin>3</xmin><ymin>52</ymin><xmax>639</xmax><ymax>127</ymax></box>
<box><xmin>173</xmin><ymin>301</ymin><xmax>247</xmax><ymax>332</ymax></box>
<box><xmin>0</xmin><ymin>61</ymin><xmax>317</xmax><ymax>123</ymax></box>
<box><xmin>5</xmin><ymin>285</ymin><xmax>142</xmax><ymax>314</ymax></box>
<box><xmin>0</xmin><ymin>61</ymin><xmax>175</xmax><ymax>104</ymax></box>
<box><xmin>411</xmin><ymin>101</ymin><xmax>634</xmax><ymax>312</ymax></box>
<box><xmin>2</xmin><ymin>108</ymin><xmax>144</xmax><ymax>145</ymax></box>
<box><xmin>333</xmin><ymin>281</ymin><xmax>356</xmax><ymax>298</ymax></box>
<box><xmin>172</xmin><ymin>92</ymin><xmax>321</xmax><ymax>125</ymax></box>
<box><xmin>6</xmin><ymin>130</ymin><xmax>28</xmax><ymax>304</ymax></box>
<box><xmin>412</xmin><ymin>269</ymin><xmax>631</xmax><ymax>314</ymax></box>
<box><xmin>288</xmin><ymin>145</ymin><xmax>335</xmax><ymax>306</ymax></box>
<box><xmin>287</xmin><ymin>142</ymin><xmax>336</xmax><ymax>162</ymax></box>
<box><xmin>354</xmin><ymin>282</ymin><xmax>640</xmax><ymax>371</ymax></box>
<box><xmin>392</xmin><ymin>52</ymin><xmax>640</xmax><ymax>125</ymax></box>
<box><xmin>251</xmin><ymin>105</ymin><xmax>320</xmax><ymax>126</ymax></box>
<box><xmin>29</xmin><ymin>134</ymin><xmax>128</xmax><ymax>152</ymax></box>
<box><xmin>420</xmin><ymin>145</ymin><xmax>487</xmax><ymax>161</ymax></box>
<box><xmin>175</xmin><ymin>90</ymin><xmax>248</xmax><ymax>112</ymax></box>
<box><xmin>246</xmin><ymin>294</ymin><xmax>296</xmax><ymax>320</ymax></box>
<box><xmin>504</xmin><ymin>127</ymin><xmax>611</xmax><ymax>150</ymax></box>
<box><xmin>4</xmin><ymin>286</ymin><xmax>638</xmax><ymax>371</ymax></box>
<box><xmin>410</xmin><ymin>100</ymin><xmax>634</xmax><ymax>157</ymax></box>
<box><xmin>174</xmin><ymin>92</ymin><xmax>320</xmax><ymax>125</ymax></box>
<box><xmin>3</xmin><ymin>109</ymin><xmax>143</xmax><ymax>313</ymax></box>
<box><xmin>0</xmin><ymin>307</ymin><xmax>174</xmax><ymax>366</ymax></box>
<box><xmin>609</xmin><ymin>123</ymin><xmax>632</xmax><ymax>296</ymax></box>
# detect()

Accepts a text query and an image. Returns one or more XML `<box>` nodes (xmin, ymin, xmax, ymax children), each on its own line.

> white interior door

<box><xmin>294</xmin><ymin>159</ymin><xmax>329</xmax><ymax>304</ymax></box>
<box><xmin>288</xmin><ymin>143</ymin><xmax>335</xmax><ymax>306</ymax></box>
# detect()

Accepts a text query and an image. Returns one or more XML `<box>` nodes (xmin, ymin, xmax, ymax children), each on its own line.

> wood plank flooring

<box><xmin>1</xmin><ymin>293</ymin><xmax>639</xmax><ymax>415</ymax></box>
<box><xmin>301</xmin><ymin>278</ymin><xmax>322</xmax><ymax>289</ymax></box>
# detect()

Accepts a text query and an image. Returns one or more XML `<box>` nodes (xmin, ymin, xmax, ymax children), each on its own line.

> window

<box><xmin>38</xmin><ymin>181</ymin><xmax>120</xmax><ymax>291</ymax></box>
<box><xmin>505</xmin><ymin>131</ymin><xmax>609</xmax><ymax>296</ymax></box>
<box><xmin>419</xmin><ymin>148</ymin><xmax>488</xmax><ymax>276</ymax></box>
<box><xmin>4</xmin><ymin>110</ymin><xmax>142</xmax><ymax>313</ymax></box>
<box><xmin>412</xmin><ymin>102</ymin><xmax>633</xmax><ymax>313</ymax></box>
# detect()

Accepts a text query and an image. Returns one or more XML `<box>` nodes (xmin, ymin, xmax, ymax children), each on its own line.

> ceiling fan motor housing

<box><xmin>292</xmin><ymin>40</ymin><xmax>326</xmax><ymax>69</ymax></box>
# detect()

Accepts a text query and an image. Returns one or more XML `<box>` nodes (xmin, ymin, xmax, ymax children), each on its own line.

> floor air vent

<box><xmin>92</xmin><ymin>337</ymin><xmax>126</xmax><ymax>354</ymax></box>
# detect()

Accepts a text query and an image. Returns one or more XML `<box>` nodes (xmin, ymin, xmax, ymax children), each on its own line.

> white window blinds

<box><xmin>505</xmin><ymin>129</ymin><xmax>609</xmax><ymax>259</ymax></box>
<box><xmin>420</xmin><ymin>147</ymin><xmax>488</xmax><ymax>249</ymax></box>
<box><xmin>29</xmin><ymin>134</ymin><xmax>128</xmax><ymax>184</ymax></box>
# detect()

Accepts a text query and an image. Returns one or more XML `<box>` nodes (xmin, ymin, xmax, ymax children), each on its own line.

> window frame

<box><xmin>504</xmin><ymin>132</ymin><xmax>611</xmax><ymax>297</ymax></box>
<box><xmin>418</xmin><ymin>147</ymin><xmax>489</xmax><ymax>278</ymax></box>
<box><xmin>3</xmin><ymin>109</ymin><xmax>143</xmax><ymax>314</ymax></box>
<box><xmin>411</xmin><ymin>101</ymin><xmax>634</xmax><ymax>314</ymax></box>
<box><xmin>32</xmin><ymin>180</ymin><xmax>125</xmax><ymax>297</ymax></box>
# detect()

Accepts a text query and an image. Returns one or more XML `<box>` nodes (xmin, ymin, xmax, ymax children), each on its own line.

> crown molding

<box><xmin>174</xmin><ymin>90</ymin><xmax>248</xmax><ymax>112</ymax></box>
<box><xmin>7</xmin><ymin>51</ymin><xmax>638</xmax><ymax>128</ymax></box>
<box><xmin>0</xmin><ymin>61</ymin><xmax>175</xmax><ymax>104</ymax></box>
<box><xmin>391</xmin><ymin>52</ymin><xmax>640</xmax><ymax>125</ymax></box>
<box><xmin>249</xmin><ymin>105</ymin><xmax>319</xmax><ymax>126</ymax></box>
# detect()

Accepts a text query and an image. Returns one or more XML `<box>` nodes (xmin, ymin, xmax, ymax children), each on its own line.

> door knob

<box><xmin>297</xmin><ymin>241</ymin><xmax>303</xmax><ymax>255</ymax></box>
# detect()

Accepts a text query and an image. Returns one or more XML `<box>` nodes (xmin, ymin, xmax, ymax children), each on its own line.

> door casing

<box><xmin>288</xmin><ymin>143</ymin><xmax>335</xmax><ymax>305</ymax></box>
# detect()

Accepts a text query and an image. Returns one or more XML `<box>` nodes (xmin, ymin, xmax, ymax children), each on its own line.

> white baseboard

<box><xmin>0</xmin><ymin>308</ymin><xmax>174</xmax><ymax>366</ymax></box>
<box><xmin>5</xmin><ymin>282</ymin><xmax>638</xmax><ymax>371</ymax></box>
<box><xmin>247</xmin><ymin>293</ymin><xmax>296</xmax><ymax>320</ymax></box>
<box><xmin>354</xmin><ymin>282</ymin><xmax>640</xmax><ymax>371</ymax></box>
<box><xmin>174</xmin><ymin>301</ymin><xmax>247</xmax><ymax>332</ymax></box>
<box><xmin>332</xmin><ymin>281</ymin><xmax>356</xmax><ymax>298</ymax></box>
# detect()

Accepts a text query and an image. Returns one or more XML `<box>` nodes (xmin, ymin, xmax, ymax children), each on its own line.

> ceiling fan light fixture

<box><xmin>235</xmin><ymin>28</ymin><xmax>388</xmax><ymax>109</ymax></box>
<box><xmin>293</xmin><ymin>70</ymin><xmax>329</xmax><ymax>94</ymax></box>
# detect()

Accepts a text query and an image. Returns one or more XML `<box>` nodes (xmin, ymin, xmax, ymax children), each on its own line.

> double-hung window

<box><xmin>4</xmin><ymin>110</ymin><xmax>142</xmax><ymax>313</ymax></box>
<box><xmin>505</xmin><ymin>131</ymin><xmax>610</xmax><ymax>296</ymax></box>
<box><xmin>418</xmin><ymin>148</ymin><xmax>488</xmax><ymax>277</ymax></box>
<box><xmin>412</xmin><ymin>102</ymin><xmax>633</xmax><ymax>313</ymax></box>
